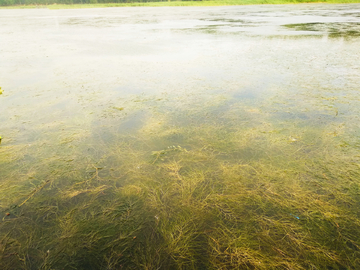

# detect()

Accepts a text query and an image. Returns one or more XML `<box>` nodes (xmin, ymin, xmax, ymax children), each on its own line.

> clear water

<box><xmin>0</xmin><ymin>4</ymin><xmax>360</xmax><ymax>269</ymax></box>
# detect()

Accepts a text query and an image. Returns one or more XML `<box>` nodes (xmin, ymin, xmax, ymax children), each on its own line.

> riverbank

<box><xmin>1</xmin><ymin>0</ymin><xmax>360</xmax><ymax>9</ymax></box>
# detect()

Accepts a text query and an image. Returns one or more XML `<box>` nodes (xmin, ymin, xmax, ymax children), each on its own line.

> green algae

<box><xmin>284</xmin><ymin>22</ymin><xmax>360</xmax><ymax>38</ymax></box>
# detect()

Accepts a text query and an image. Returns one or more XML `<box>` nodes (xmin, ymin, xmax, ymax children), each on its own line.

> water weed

<box><xmin>1</xmin><ymin>89</ymin><xmax>360</xmax><ymax>269</ymax></box>
<box><xmin>1</xmin><ymin>6</ymin><xmax>360</xmax><ymax>269</ymax></box>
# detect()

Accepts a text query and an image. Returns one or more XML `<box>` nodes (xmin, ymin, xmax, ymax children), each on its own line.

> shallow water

<box><xmin>1</xmin><ymin>4</ymin><xmax>360</xmax><ymax>269</ymax></box>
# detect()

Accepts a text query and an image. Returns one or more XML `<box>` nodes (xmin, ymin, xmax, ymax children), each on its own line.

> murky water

<box><xmin>1</xmin><ymin>4</ymin><xmax>360</xmax><ymax>269</ymax></box>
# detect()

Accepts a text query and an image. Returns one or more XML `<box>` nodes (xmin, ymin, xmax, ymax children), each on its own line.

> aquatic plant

<box><xmin>1</xmin><ymin>87</ymin><xmax>360</xmax><ymax>269</ymax></box>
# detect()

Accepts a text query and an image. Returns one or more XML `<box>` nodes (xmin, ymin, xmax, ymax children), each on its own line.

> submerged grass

<box><xmin>1</xmin><ymin>88</ymin><xmax>360</xmax><ymax>269</ymax></box>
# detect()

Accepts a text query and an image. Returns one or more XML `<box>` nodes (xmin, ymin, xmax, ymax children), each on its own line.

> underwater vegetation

<box><xmin>283</xmin><ymin>22</ymin><xmax>360</xmax><ymax>38</ymax></box>
<box><xmin>1</xmin><ymin>5</ymin><xmax>360</xmax><ymax>268</ymax></box>
<box><xmin>1</xmin><ymin>85</ymin><xmax>360</xmax><ymax>270</ymax></box>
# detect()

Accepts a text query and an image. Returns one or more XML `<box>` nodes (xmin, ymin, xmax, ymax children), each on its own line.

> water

<box><xmin>1</xmin><ymin>4</ymin><xmax>360</xmax><ymax>269</ymax></box>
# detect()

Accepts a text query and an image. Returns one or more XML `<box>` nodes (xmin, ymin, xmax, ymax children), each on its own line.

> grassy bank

<box><xmin>0</xmin><ymin>0</ymin><xmax>359</xmax><ymax>9</ymax></box>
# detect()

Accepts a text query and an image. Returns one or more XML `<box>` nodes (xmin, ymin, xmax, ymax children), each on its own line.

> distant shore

<box><xmin>1</xmin><ymin>0</ymin><xmax>359</xmax><ymax>9</ymax></box>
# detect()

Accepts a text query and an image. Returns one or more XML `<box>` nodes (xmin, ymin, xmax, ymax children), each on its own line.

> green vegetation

<box><xmin>1</xmin><ymin>85</ymin><xmax>360</xmax><ymax>269</ymax></box>
<box><xmin>284</xmin><ymin>22</ymin><xmax>360</xmax><ymax>37</ymax></box>
<box><xmin>1</xmin><ymin>0</ymin><xmax>360</xmax><ymax>8</ymax></box>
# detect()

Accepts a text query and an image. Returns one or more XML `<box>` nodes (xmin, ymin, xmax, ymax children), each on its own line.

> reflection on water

<box><xmin>0</xmin><ymin>4</ymin><xmax>360</xmax><ymax>269</ymax></box>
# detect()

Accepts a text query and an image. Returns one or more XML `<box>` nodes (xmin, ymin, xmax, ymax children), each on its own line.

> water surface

<box><xmin>1</xmin><ymin>4</ymin><xmax>360</xmax><ymax>269</ymax></box>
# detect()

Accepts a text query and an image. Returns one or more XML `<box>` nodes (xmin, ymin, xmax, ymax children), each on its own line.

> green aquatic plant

<box><xmin>1</xmin><ymin>87</ymin><xmax>360</xmax><ymax>269</ymax></box>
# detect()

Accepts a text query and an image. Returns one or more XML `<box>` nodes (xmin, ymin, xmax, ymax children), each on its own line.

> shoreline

<box><xmin>1</xmin><ymin>0</ymin><xmax>359</xmax><ymax>9</ymax></box>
